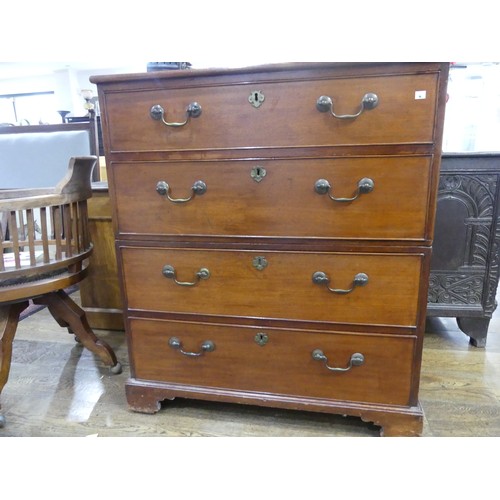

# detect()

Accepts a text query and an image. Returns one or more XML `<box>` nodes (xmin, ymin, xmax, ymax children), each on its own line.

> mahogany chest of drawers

<box><xmin>91</xmin><ymin>62</ymin><xmax>449</xmax><ymax>436</ymax></box>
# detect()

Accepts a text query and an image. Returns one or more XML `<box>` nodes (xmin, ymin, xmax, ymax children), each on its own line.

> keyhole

<box><xmin>251</xmin><ymin>166</ymin><xmax>266</xmax><ymax>182</ymax></box>
<box><xmin>252</xmin><ymin>255</ymin><xmax>268</xmax><ymax>270</ymax></box>
<box><xmin>255</xmin><ymin>332</ymin><xmax>269</xmax><ymax>346</ymax></box>
<box><xmin>249</xmin><ymin>90</ymin><xmax>264</xmax><ymax>108</ymax></box>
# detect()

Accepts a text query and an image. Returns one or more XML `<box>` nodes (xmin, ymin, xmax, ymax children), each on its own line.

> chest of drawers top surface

<box><xmin>92</xmin><ymin>62</ymin><xmax>446</xmax><ymax>155</ymax></box>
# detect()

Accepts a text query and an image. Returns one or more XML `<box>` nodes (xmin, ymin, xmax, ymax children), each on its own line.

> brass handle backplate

<box><xmin>312</xmin><ymin>349</ymin><xmax>365</xmax><ymax>372</ymax></box>
<box><xmin>168</xmin><ymin>337</ymin><xmax>215</xmax><ymax>357</ymax></box>
<box><xmin>162</xmin><ymin>264</ymin><xmax>210</xmax><ymax>286</ymax></box>
<box><xmin>156</xmin><ymin>180</ymin><xmax>207</xmax><ymax>203</ymax></box>
<box><xmin>150</xmin><ymin>102</ymin><xmax>202</xmax><ymax>127</ymax></box>
<box><xmin>316</xmin><ymin>92</ymin><xmax>378</xmax><ymax>119</ymax></box>
<box><xmin>312</xmin><ymin>271</ymin><xmax>368</xmax><ymax>294</ymax></box>
<box><xmin>314</xmin><ymin>177</ymin><xmax>374</xmax><ymax>202</ymax></box>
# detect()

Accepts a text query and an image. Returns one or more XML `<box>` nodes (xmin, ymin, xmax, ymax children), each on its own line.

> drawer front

<box><xmin>121</xmin><ymin>247</ymin><xmax>423</xmax><ymax>328</ymax></box>
<box><xmin>103</xmin><ymin>73</ymin><xmax>438</xmax><ymax>152</ymax></box>
<box><xmin>112</xmin><ymin>156</ymin><xmax>432</xmax><ymax>241</ymax></box>
<box><xmin>129</xmin><ymin>318</ymin><xmax>415</xmax><ymax>406</ymax></box>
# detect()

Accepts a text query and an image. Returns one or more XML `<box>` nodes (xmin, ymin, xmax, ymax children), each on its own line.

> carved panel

<box><xmin>428</xmin><ymin>272</ymin><xmax>484</xmax><ymax>305</ymax></box>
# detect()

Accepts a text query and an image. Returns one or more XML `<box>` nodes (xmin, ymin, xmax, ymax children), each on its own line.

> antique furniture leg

<box><xmin>0</xmin><ymin>301</ymin><xmax>29</xmax><ymax>428</ymax></box>
<box><xmin>33</xmin><ymin>290</ymin><xmax>122</xmax><ymax>374</ymax></box>
<box><xmin>364</xmin><ymin>407</ymin><xmax>424</xmax><ymax>437</ymax></box>
<box><xmin>125</xmin><ymin>379</ymin><xmax>425</xmax><ymax>436</ymax></box>
<box><xmin>456</xmin><ymin>317</ymin><xmax>490</xmax><ymax>348</ymax></box>
<box><xmin>125</xmin><ymin>381</ymin><xmax>171</xmax><ymax>414</ymax></box>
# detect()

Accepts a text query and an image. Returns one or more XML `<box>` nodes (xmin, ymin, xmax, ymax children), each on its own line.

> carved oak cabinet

<box><xmin>91</xmin><ymin>62</ymin><xmax>449</xmax><ymax>436</ymax></box>
<box><xmin>428</xmin><ymin>153</ymin><xmax>500</xmax><ymax>347</ymax></box>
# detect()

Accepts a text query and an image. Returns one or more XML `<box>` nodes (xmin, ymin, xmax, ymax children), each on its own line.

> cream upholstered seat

<box><xmin>0</xmin><ymin>157</ymin><xmax>121</xmax><ymax>428</ymax></box>
<box><xmin>0</xmin><ymin>121</ymin><xmax>99</xmax><ymax>189</ymax></box>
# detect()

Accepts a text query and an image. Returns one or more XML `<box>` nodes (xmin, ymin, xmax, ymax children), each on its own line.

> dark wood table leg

<box><xmin>0</xmin><ymin>301</ymin><xmax>29</xmax><ymax>427</ymax></box>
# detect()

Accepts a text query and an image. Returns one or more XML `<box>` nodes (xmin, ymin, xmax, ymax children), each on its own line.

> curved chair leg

<box><xmin>0</xmin><ymin>301</ymin><xmax>29</xmax><ymax>428</ymax></box>
<box><xmin>33</xmin><ymin>290</ymin><xmax>122</xmax><ymax>374</ymax></box>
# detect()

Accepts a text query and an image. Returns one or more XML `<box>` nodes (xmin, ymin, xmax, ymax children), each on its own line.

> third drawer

<box><xmin>120</xmin><ymin>246</ymin><xmax>426</xmax><ymax>329</ymax></box>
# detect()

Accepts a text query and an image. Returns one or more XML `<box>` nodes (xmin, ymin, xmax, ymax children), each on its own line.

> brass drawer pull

<box><xmin>314</xmin><ymin>177</ymin><xmax>374</xmax><ymax>202</ymax></box>
<box><xmin>316</xmin><ymin>92</ymin><xmax>378</xmax><ymax>119</ymax></box>
<box><xmin>150</xmin><ymin>102</ymin><xmax>202</xmax><ymax>127</ymax></box>
<box><xmin>312</xmin><ymin>349</ymin><xmax>365</xmax><ymax>372</ymax></box>
<box><xmin>156</xmin><ymin>180</ymin><xmax>207</xmax><ymax>203</ymax></box>
<box><xmin>312</xmin><ymin>271</ymin><xmax>368</xmax><ymax>294</ymax></box>
<box><xmin>169</xmin><ymin>337</ymin><xmax>215</xmax><ymax>357</ymax></box>
<box><xmin>162</xmin><ymin>264</ymin><xmax>210</xmax><ymax>286</ymax></box>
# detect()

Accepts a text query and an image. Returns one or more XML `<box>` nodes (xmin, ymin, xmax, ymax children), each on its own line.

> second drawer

<box><xmin>111</xmin><ymin>156</ymin><xmax>433</xmax><ymax>241</ymax></box>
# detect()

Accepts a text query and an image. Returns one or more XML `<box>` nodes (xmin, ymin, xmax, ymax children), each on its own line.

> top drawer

<box><xmin>101</xmin><ymin>72</ymin><xmax>439</xmax><ymax>153</ymax></box>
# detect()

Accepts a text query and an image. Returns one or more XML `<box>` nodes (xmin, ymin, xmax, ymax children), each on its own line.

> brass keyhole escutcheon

<box><xmin>252</xmin><ymin>256</ymin><xmax>268</xmax><ymax>271</ymax></box>
<box><xmin>249</xmin><ymin>90</ymin><xmax>265</xmax><ymax>108</ymax></box>
<box><xmin>251</xmin><ymin>166</ymin><xmax>267</xmax><ymax>183</ymax></box>
<box><xmin>254</xmin><ymin>332</ymin><xmax>269</xmax><ymax>346</ymax></box>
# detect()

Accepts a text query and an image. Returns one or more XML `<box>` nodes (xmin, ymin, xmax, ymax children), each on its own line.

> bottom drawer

<box><xmin>128</xmin><ymin>318</ymin><xmax>417</xmax><ymax>407</ymax></box>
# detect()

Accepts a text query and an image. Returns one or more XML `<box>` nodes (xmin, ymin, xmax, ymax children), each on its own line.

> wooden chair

<box><xmin>0</xmin><ymin>156</ymin><xmax>121</xmax><ymax>428</ymax></box>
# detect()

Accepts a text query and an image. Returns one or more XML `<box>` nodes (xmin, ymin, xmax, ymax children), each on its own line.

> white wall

<box><xmin>0</xmin><ymin>63</ymin><xmax>147</xmax><ymax>121</ymax></box>
<box><xmin>443</xmin><ymin>62</ymin><xmax>500</xmax><ymax>153</ymax></box>
<box><xmin>0</xmin><ymin>62</ymin><xmax>244</xmax><ymax>123</ymax></box>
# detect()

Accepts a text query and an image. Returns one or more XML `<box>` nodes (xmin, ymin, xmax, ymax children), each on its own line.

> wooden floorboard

<box><xmin>2</xmin><ymin>292</ymin><xmax>500</xmax><ymax>437</ymax></box>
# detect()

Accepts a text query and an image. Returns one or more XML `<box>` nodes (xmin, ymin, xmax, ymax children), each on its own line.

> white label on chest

<box><xmin>415</xmin><ymin>90</ymin><xmax>427</xmax><ymax>100</ymax></box>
